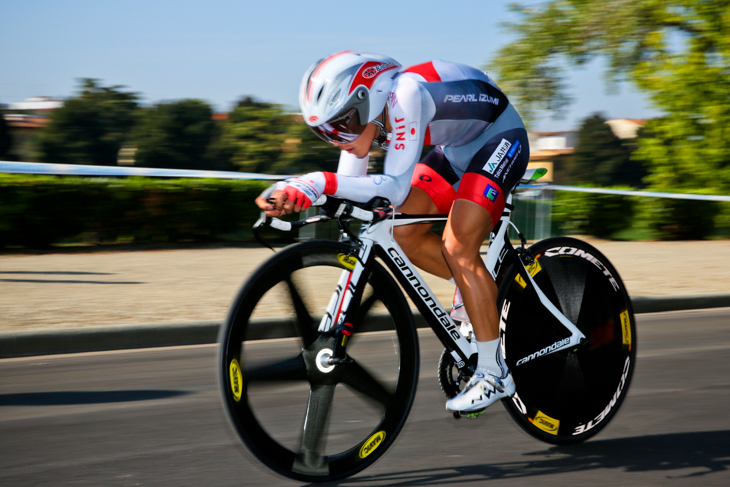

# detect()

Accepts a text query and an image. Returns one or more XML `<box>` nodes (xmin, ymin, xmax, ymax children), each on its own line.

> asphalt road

<box><xmin>1</xmin><ymin>308</ymin><xmax>729</xmax><ymax>487</ymax></box>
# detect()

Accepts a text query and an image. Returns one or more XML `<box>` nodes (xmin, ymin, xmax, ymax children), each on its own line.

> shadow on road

<box><xmin>0</xmin><ymin>390</ymin><xmax>188</xmax><ymax>406</ymax></box>
<box><xmin>0</xmin><ymin>270</ymin><xmax>144</xmax><ymax>284</ymax></box>
<box><xmin>320</xmin><ymin>430</ymin><xmax>730</xmax><ymax>486</ymax></box>
<box><xmin>0</xmin><ymin>271</ymin><xmax>115</xmax><ymax>275</ymax></box>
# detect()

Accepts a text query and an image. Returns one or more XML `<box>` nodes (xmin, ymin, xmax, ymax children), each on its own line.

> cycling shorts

<box><xmin>411</xmin><ymin>127</ymin><xmax>530</xmax><ymax>225</ymax></box>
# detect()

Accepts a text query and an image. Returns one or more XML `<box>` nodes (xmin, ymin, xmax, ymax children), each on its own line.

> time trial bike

<box><xmin>218</xmin><ymin>168</ymin><xmax>636</xmax><ymax>483</ymax></box>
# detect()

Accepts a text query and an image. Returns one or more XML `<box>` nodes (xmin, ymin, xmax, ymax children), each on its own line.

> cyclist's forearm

<box><xmin>330</xmin><ymin>172</ymin><xmax>411</xmax><ymax>206</ymax></box>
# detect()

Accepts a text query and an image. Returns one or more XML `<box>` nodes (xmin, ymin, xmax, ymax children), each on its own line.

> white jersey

<box><xmin>330</xmin><ymin>60</ymin><xmax>525</xmax><ymax>206</ymax></box>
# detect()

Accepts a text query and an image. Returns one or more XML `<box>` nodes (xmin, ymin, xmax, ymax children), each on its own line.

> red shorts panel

<box><xmin>455</xmin><ymin>173</ymin><xmax>506</xmax><ymax>226</ymax></box>
<box><xmin>411</xmin><ymin>163</ymin><xmax>457</xmax><ymax>214</ymax></box>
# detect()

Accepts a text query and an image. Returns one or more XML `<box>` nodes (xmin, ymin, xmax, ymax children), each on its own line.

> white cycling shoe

<box><xmin>446</xmin><ymin>369</ymin><xmax>516</xmax><ymax>418</ymax></box>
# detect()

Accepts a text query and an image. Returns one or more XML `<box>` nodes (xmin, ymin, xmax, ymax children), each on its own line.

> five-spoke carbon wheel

<box><xmin>498</xmin><ymin>237</ymin><xmax>636</xmax><ymax>444</ymax></box>
<box><xmin>219</xmin><ymin>240</ymin><xmax>419</xmax><ymax>483</ymax></box>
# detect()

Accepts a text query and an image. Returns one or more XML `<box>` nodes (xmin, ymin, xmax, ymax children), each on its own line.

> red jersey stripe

<box><xmin>404</xmin><ymin>61</ymin><xmax>442</xmax><ymax>82</ymax></box>
<box><xmin>323</xmin><ymin>171</ymin><xmax>338</xmax><ymax>195</ymax></box>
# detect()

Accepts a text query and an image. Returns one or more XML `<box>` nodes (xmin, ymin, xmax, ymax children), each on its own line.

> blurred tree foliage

<box><xmin>275</xmin><ymin>120</ymin><xmax>341</xmax><ymax>174</ymax></box>
<box><xmin>32</xmin><ymin>85</ymin><xmax>343</xmax><ymax>174</ymax></box>
<box><xmin>573</xmin><ymin>113</ymin><xmax>647</xmax><ymax>187</ymax></box>
<box><xmin>37</xmin><ymin>79</ymin><xmax>139</xmax><ymax>165</ymax></box>
<box><xmin>219</xmin><ymin>96</ymin><xmax>338</xmax><ymax>175</ymax></box>
<box><xmin>0</xmin><ymin>113</ymin><xmax>11</xmax><ymax>160</ymax></box>
<box><xmin>491</xmin><ymin>0</ymin><xmax>730</xmax><ymax>196</ymax></box>
<box><xmin>219</xmin><ymin>97</ymin><xmax>291</xmax><ymax>174</ymax></box>
<box><xmin>132</xmin><ymin>99</ymin><xmax>226</xmax><ymax>170</ymax></box>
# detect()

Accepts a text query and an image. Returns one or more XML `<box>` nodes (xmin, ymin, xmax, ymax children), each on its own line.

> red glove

<box><xmin>275</xmin><ymin>172</ymin><xmax>338</xmax><ymax>210</ymax></box>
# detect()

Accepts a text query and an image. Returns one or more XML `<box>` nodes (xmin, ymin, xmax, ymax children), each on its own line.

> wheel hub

<box><xmin>301</xmin><ymin>335</ymin><xmax>345</xmax><ymax>384</ymax></box>
<box><xmin>315</xmin><ymin>348</ymin><xmax>335</xmax><ymax>373</ymax></box>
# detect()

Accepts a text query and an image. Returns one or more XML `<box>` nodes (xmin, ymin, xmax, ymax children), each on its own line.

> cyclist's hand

<box><xmin>278</xmin><ymin>177</ymin><xmax>321</xmax><ymax>211</ymax></box>
<box><xmin>256</xmin><ymin>174</ymin><xmax>325</xmax><ymax>216</ymax></box>
<box><xmin>255</xmin><ymin>190</ymin><xmax>289</xmax><ymax>217</ymax></box>
<box><xmin>259</xmin><ymin>173</ymin><xmax>332</xmax><ymax>216</ymax></box>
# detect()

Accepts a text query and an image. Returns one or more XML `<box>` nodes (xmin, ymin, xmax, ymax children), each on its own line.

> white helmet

<box><xmin>299</xmin><ymin>51</ymin><xmax>401</xmax><ymax>144</ymax></box>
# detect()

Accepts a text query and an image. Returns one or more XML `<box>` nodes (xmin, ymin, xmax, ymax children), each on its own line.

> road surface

<box><xmin>1</xmin><ymin>308</ymin><xmax>729</xmax><ymax>486</ymax></box>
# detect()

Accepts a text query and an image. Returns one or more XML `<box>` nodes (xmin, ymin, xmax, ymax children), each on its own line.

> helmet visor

<box><xmin>309</xmin><ymin>107</ymin><xmax>368</xmax><ymax>145</ymax></box>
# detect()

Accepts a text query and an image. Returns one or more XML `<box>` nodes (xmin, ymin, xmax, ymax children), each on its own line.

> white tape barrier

<box><xmin>2</xmin><ymin>161</ymin><xmax>729</xmax><ymax>202</ymax></box>
<box><xmin>540</xmin><ymin>185</ymin><xmax>730</xmax><ymax>202</ymax></box>
<box><xmin>0</xmin><ymin>161</ymin><xmax>288</xmax><ymax>180</ymax></box>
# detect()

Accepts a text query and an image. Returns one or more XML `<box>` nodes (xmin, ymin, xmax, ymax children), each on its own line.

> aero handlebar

<box><xmin>254</xmin><ymin>195</ymin><xmax>392</xmax><ymax>233</ymax></box>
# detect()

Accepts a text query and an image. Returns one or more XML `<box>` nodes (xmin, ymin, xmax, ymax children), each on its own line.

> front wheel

<box><xmin>498</xmin><ymin>237</ymin><xmax>636</xmax><ymax>444</ymax></box>
<box><xmin>218</xmin><ymin>240</ymin><xmax>419</xmax><ymax>483</ymax></box>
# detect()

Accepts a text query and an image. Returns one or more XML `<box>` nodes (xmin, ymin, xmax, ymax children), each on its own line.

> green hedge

<box><xmin>3</xmin><ymin>175</ymin><xmax>727</xmax><ymax>247</ymax></box>
<box><xmin>0</xmin><ymin>174</ymin><xmax>281</xmax><ymax>248</ymax></box>
<box><xmin>552</xmin><ymin>188</ymin><xmax>635</xmax><ymax>239</ymax></box>
<box><xmin>637</xmin><ymin>195</ymin><xmax>721</xmax><ymax>240</ymax></box>
<box><xmin>552</xmin><ymin>187</ymin><xmax>729</xmax><ymax>240</ymax></box>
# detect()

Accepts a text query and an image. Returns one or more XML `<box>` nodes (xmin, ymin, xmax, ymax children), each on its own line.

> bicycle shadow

<box><xmin>316</xmin><ymin>430</ymin><xmax>730</xmax><ymax>486</ymax></box>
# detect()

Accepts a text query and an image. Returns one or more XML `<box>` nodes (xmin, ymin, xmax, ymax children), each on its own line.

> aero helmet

<box><xmin>299</xmin><ymin>51</ymin><xmax>401</xmax><ymax>145</ymax></box>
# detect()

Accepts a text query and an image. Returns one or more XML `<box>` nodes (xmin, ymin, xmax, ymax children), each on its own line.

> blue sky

<box><xmin>1</xmin><ymin>0</ymin><xmax>659</xmax><ymax>131</ymax></box>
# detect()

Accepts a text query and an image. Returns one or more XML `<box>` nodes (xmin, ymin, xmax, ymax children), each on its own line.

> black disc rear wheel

<box><xmin>498</xmin><ymin>237</ymin><xmax>636</xmax><ymax>444</ymax></box>
<box><xmin>219</xmin><ymin>240</ymin><xmax>419</xmax><ymax>482</ymax></box>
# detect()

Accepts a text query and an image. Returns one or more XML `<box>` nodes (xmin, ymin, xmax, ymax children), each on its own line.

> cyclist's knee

<box><xmin>442</xmin><ymin>200</ymin><xmax>492</xmax><ymax>266</ymax></box>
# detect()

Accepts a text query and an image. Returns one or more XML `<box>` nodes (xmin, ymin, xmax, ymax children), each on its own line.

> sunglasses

<box><xmin>309</xmin><ymin>108</ymin><xmax>368</xmax><ymax>145</ymax></box>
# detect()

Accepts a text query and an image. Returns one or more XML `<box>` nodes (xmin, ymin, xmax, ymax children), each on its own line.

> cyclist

<box><xmin>256</xmin><ymin>51</ymin><xmax>530</xmax><ymax>416</ymax></box>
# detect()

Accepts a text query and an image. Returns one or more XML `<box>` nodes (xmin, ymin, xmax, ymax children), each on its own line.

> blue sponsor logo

<box><xmin>506</xmin><ymin>139</ymin><xmax>520</xmax><ymax>159</ymax></box>
<box><xmin>484</xmin><ymin>184</ymin><xmax>499</xmax><ymax>202</ymax></box>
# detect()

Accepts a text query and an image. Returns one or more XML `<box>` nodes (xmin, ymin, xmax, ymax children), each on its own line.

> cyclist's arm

<box><xmin>326</xmin><ymin>77</ymin><xmax>435</xmax><ymax>207</ymax></box>
<box><xmin>336</xmin><ymin>151</ymin><xmax>369</xmax><ymax>176</ymax></box>
<box><xmin>262</xmin><ymin>78</ymin><xmax>433</xmax><ymax>211</ymax></box>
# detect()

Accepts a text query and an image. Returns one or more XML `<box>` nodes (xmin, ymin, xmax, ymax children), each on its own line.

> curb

<box><xmin>2</xmin><ymin>294</ymin><xmax>730</xmax><ymax>359</ymax></box>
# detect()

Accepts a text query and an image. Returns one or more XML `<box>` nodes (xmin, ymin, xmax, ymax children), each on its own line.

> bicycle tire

<box><xmin>218</xmin><ymin>240</ymin><xmax>419</xmax><ymax>483</ymax></box>
<box><xmin>498</xmin><ymin>237</ymin><xmax>636</xmax><ymax>444</ymax></box>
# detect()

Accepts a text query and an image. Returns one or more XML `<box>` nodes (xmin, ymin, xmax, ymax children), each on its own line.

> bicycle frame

<box><xmin>317</xmin><ymin>189</ymin><xmax>587</xmax><ymax>371</ymax></box>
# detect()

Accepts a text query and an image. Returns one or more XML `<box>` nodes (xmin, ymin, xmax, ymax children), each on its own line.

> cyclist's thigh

<box><xmin>395</xmin><ymin>186</ymin><xmax>440</xmax><ymax>241</ymax></box>
<box><xmin>456</xmin><ymin>128</ymin><xmax>530</xmax><ymax>226</ymax></box>
<box><xmin>410</xmin><ymin>146</ymin><xmax>459</xmax><ymax>215</ymax></box>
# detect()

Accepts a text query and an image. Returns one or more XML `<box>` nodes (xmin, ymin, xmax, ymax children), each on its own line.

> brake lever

<box><xmin>253</xmin><ymin>211</ymin><xmax>276</xmax><ymax>253</ymax></box>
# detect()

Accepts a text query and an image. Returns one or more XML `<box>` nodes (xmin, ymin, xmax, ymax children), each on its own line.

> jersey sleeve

<box><xmin>336</xmin><ymin>151</ymin><xmax>369</xmax><ymax>176</ymax></box>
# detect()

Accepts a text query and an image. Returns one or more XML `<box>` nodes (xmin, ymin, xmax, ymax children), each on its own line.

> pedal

<box><xmin>451</xmin><ymin>408</ymin><xmax>486</xmax><ymax>420</ymax></box>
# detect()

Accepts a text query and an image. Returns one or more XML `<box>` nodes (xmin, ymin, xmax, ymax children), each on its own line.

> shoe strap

<box><xmin>484</xmin><ymin>375</ymin><xmax>505</xmax><ymax>394</ymax></box>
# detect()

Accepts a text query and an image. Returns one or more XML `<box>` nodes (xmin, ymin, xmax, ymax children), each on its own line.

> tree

<box><xmin>274</xmin><ymin>120</ymin><xmax>340</xmax><ymax>175</ymax></box>
<box><xmin>0</xmin><ymin>113</ymin><xmax>11</xmax><ymax>160</ymax></box>
<box><xmin>37</xmin><ymin>79</ymin><xmax>139</xmax><ymax>165</ymax></box>
<box><xmin>573</xmin><ymin>113</ymin><xmax>646</xmax><ymax>187</ymax></box>
<box><xmin>219</xmin><ymin>98</ymin><xmax>291</xmax><ymax>174</ymax></box>
<box><xmin>490</xmin><ymin>0</ymin><xmax>730</xmax><ymax>194</ymax></box>
<box><xmin>132</xmin><ymin>99</ymin><xmax>217</xmax><ymax>170</ymax></box>
<box><xmin>219</xmin><ymin>97</ymin><xmax>337</xmax><ymax>175</ymax></box>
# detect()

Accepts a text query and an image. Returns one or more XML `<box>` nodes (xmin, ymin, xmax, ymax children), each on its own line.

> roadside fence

<box><xmin>3</xmin><ymin>160</ymin><xmax>730</xmax><ymax>242</ymax></box>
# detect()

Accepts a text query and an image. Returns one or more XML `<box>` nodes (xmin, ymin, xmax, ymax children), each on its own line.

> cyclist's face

<box><xmin>331</xmin><ymin>122</ymin><xmax>379</xmax><ymax>158</ymax></box>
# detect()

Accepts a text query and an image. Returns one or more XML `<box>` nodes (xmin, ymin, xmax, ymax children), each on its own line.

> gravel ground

<box><xmin>1</xmin><ymin>238</ymin><xmax>728</xmax><ymax>332</ymax></box>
